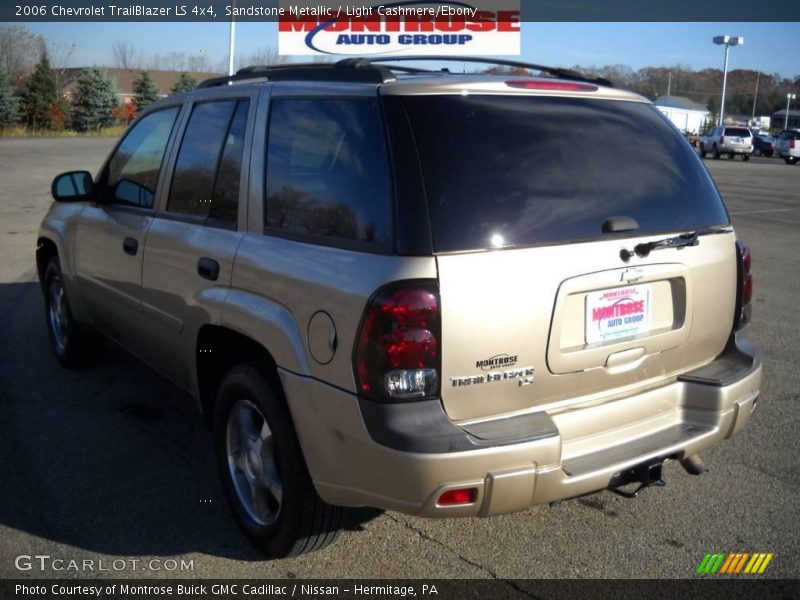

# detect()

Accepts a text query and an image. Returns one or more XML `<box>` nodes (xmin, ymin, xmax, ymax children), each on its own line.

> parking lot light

<box><xmin>786</xmin><ymin>93</ymin><xmax>797</xmax><ymax>130</ymax></box>
<box><xmin>713</xmin><ymin>35</ymin><xmax>743</xmax><ymax>126</ymax></box>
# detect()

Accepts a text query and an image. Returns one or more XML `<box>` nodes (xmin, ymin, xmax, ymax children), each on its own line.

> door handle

<box><xmin>197</xmin><ymin>257</ymin><xmax>220</xmax><ymax>281</ymax></box>
<box><xmin>123</xmin><ymin>237</ymin><xmax>138</xmax><ymax>256</ymax></box>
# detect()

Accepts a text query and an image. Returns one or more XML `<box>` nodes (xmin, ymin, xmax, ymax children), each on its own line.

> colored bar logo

<box><xmin>696</xmin><ymin>552</ymin><xmax>774</xmax><ymax>575</ymax></box>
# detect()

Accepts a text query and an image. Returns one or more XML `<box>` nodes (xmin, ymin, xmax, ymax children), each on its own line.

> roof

<box><xmin>60</xmin><ymin>67</ymin><xmax>224</xmax><ymax>96</ymax></box>
<box><xmin>654</xmin><ymin>95</ymin><xmax>709</xmax><ymax>112</ymax></box>
<box><xmin>771</xmin><ymin>109</ymin><xmax>800</xmax><ymax>117</ymax></box>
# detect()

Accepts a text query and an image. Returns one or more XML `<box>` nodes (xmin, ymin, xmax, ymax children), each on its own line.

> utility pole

<box><xmin>751</xmin><ymin>72</ymin><xmax>760</xmax><ymax>121</ymax></box>
<box><xmin>667</xmin><ymin>71</ymin><xmax>671</xmax><ymax>96</ymax></box>
<box><xmin>228</xmin><ymin>0</ymin><xmax>236</xmax><ymax>77</ymax></box>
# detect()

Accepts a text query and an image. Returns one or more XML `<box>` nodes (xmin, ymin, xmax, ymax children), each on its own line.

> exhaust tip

<box><xmin>680</xmin><ymin>454</ymin><xmax>706</xmax><ymax>476</ymax></box>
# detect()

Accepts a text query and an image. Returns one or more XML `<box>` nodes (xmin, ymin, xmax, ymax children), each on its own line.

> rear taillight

<box><xmin>791</xmin><ymin>139</ymin><xmax>797</xmax><ymax>149</ymax></box>
<box><xmin>735</xmin><ymin>241</ymin><xmax>753</xmax><ymax>329</ymax></box>
<box><xmin>355</xmin><ymin>281</ymin><xmax>441</xmax><ymax>401</ymax></box>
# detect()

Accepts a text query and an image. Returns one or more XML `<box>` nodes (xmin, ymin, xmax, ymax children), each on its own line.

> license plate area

<box><xmin>585</xmin><ymin>284</ymin><xmax>652</xmax><ymax>345</ymax></box>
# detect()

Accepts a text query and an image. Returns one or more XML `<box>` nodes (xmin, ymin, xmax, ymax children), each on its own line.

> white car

<box><xmin>775</xmin><ymin>129</ymin><xmax>800</xmax><ymax>165</ymax></box>
<box><xmin>700</xmin><ymin>126</ymin><xmax>753</xmax><ymax>160</ymax></box>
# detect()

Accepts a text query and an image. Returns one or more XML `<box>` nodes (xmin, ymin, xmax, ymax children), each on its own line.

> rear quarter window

<box><xmin>393</xmin><ymin>95</ymin><xmax>730</xmax><ymax>253</ymax></box>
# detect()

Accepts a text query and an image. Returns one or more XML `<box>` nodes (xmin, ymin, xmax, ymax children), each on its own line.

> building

<box><xmin>654</xmin><ymin>95</ymin><xmax>710</xmax><ymax>134</ymax></box>
<box><xmin>771</xmin><ymin>109</ymin><xmax>800</xmax><ymax>130</ymax></box>
<box><xmin>59</xmin><ymin>67</ymin><xmax>224</xmax><ymax>104</ymax></box>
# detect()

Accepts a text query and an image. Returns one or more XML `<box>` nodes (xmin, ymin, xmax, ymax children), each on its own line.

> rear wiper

<box><xmin>620</xmin><ymin>232</ymin><xmax>700</xmax><ymax>262</ymax></box>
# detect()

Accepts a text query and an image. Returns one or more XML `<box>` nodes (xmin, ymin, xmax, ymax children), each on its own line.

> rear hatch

<box><xmin>390</xmin><ymin>91</ymin><xmax>736</xmax><ymax>421</ymax></box>
<box><xmin>723</xmin><ymin>126</ymin><xmax>752</xmax><ymax>149</ymax></box>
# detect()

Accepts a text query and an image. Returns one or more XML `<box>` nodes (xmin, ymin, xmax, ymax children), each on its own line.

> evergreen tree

<box><xmin>0</xmin><ymin>61</ymin><xmax>20</xmax><ymax>128</ymax></box>
<box><xmin>170</xmin><ymin>72</ymin><xmax>197</xmax><ymax>95</ymax></box>
<box><xmin>132</xmin><ymin>71</ymin><xmax>160</xmax><ymax>110</ymax></box>
<box><xmin>71</xmin><ymin>67</ymin><xmax>118</xmax><ymax>131</ymax></box>
<box><xmin>20</xmin><ymin>49</ymin><xmax>60</xmax><ymax>129</ymax></box>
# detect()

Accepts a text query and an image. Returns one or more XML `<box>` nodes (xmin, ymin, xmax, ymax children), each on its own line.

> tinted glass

<box><xmin>106</xmin><ymin>107</ymin><xmax>179</xmax><ymax>208</ymax></box>
<box><xmin>265</xmin><ymin>99</ymin><xmax>391</xmax><ymax>246</ymax></box>
<box><xmin>725</xmin><ymin>127</ymin><xmax>751</xmax><ymax>137</ymax></box>
<box><xmin>399</xmin><ymin>96</ymin><xmax>729</xmax><ymax>252</ymax></box>
<box><xmin>168</xmin><ymin>100</ymin><xmax>249</xmax><ymax>225</ymax></box>
<box><xmin>210</xmin><ymin>101</ymin><xmax>249</xmax><ymax>225</ymax></box>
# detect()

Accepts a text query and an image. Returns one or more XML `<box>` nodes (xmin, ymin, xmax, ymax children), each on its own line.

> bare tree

<box><xmin>0</xmin><ymin>24</ymin><xmax>43</xmax><ymax>82</ymax></box>
<box><xmin>237</xmin><ymin>47</ymin><xmax>287</xmax><ymax>70</ymax></box>
<box><xmin>112</xmin><ymin>40</ymin><xmax>137</xmax><ymax>70</ymax></box>
<box><xmin>164</xmin><ymin>52</ymin><xmax>187</xmax><ymax>72</ymax></box>
<box><xmin>186</xmin><ymin>51</ymin><xmax>210</xmax><ymax>73</ymax></box>
<box><xmin>146</xmin><ymin>53</ymin><xmax>163</xmax><ymax>70</ymax></box>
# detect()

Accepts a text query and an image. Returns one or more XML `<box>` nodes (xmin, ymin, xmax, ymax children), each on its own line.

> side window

<box><xmin>167</xmin><ymin>99</ymin><xmax>249</xmax><ymax>227</ymax></box>
<box><xmin>265</xmin><ymin>98</ymin><xmax>391</xmax><ymax>247</ymax></box>
<box><xmin>105</xmin><ymin>107</ymin><xmax>179</xmax><ymax>208</ymax></box>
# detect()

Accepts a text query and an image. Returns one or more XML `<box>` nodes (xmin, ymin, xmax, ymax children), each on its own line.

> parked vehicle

<box><xmin>37</xmin><ymin>57</ymin><xmax>762</xmax><ymax>558</ymax></box>
<box><xmin>775</xmin><ymin>129</ymin><xmax>800</xmax><ymax>164</ymax></box>
<box><xmin>700</xmin><ymin>126</ymin><xmax>753</xmax><ymax>160</ymax></box>
<box><xmin>752</xmin><ymin>135</ymin><xmax>775</xmax><ymax>157</ymax></box>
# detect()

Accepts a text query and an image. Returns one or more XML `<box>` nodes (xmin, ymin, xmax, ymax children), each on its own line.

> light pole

<box><xmin>713</xmin><ymin>35</ymin><xmax>743</xmax><ymax>126</ymax></box>
<box><xmin>228</xmin><ymin>0</ymin><xmax>236</xmax><ymax>77</ymax></box>
<box><xmin>786</xmin><ymin>93</ymin><xmax>797</xmax><ymax>130</ymax></box>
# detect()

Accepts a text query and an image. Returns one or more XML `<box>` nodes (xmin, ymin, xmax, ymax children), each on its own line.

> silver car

<box><xmin>700</xmin><ymin>126</ymin><xmax>754</xmax><ymax>160</ymax></box>
<box><xmin>37</xmin><ymin>57</ymin><xmax>762</xmax><ymax>558</ymax></box>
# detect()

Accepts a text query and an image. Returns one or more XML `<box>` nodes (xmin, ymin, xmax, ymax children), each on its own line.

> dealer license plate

<box><xmin>585</xmin><ymin>284</ymin><xmax>652</xmax><ymax>344</ymax></box>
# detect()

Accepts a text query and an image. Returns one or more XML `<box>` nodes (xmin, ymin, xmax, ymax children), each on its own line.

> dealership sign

<box><xmin>278</xmin><ymin>1</ymin><xmax>520</xmax><ymax>56</ymax></box>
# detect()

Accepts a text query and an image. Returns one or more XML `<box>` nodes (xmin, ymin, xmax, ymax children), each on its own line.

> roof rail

<box><xmin>366</xmin><ymin>56</ymin><xmax>613</xmax><ymax>87</ymax></box>
<box><xmin>195</xmin><ymin>56</ymin><xmax>612</xmax><ymax>89</ymax></box>
<box><xmin>196</xmin><ymin>60</ymin><xmax>396</xmax><ymax>88</ymax></box>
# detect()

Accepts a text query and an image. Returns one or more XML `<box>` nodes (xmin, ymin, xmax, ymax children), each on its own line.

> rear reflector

<box><xmin>437</xmin><ymin>488</ymin><xmax>477</xmax><ymax>506</ymax></box>
<box><xmin>506</xmin><ymin>80</ymin><xmax>598</xmax><ymax>92</ymax></box>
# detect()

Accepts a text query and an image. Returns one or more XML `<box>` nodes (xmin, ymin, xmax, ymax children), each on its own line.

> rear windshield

<box><xmin>724</xmin><ymin>127</ymin><xmax>751</xmax><ymax>137</ymax></box>
<box><xmin>398</xmin><ymin>95</ymin><xmax>730</xmax><ymax>253</ymax></box>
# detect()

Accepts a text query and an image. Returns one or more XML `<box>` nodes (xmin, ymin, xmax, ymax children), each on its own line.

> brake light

<box><xmin>791</xmin><ymin>139</ymin><xmax>796</xmax><ymax>149</ymax></box>
<box><xmin>355</xmin><ymin>281</ymin><xmax>440</xmax><ymax>401</ymax></box>
<box><xmin>735</xmin><ymin>241</ymin><xmax>753</xmax><ymax>329</ymax></box>
<box><xmin>506</xmin><ymin>80</ymin><xmax>598</xmax><ymax>92</ymax></box>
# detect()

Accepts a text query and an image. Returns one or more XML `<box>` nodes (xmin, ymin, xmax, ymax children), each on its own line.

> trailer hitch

<box><xmin>609</xmin><ymin>460</ymin><xmax>666</xmax><ymax>498</ymax></box>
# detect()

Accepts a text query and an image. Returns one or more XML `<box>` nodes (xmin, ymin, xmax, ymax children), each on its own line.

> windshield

<box><xmin>395</xmin><ymin>95</ymin><xmax>730</xmax><ymax>253</ymax></box>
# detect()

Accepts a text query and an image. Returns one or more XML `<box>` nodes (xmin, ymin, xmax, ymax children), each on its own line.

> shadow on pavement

<box><xmin>0</xmin><ymin>281</ymin><xmax>380</xmax><ymax>564</ymax></box>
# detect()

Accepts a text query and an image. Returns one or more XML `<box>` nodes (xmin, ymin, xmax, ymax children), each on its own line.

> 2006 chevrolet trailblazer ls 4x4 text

<box><xmin>37</xmin><ymin>57</ymin><xmax>762</xmax><ymax>557</ymax></box>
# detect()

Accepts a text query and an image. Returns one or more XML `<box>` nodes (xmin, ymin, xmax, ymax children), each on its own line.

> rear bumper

<box><xmin>719</xmin><ymin>144</ymin><xmax>752</xmax><ymax>154</ymax></box>
<box><xmin>280</xmin><ymin>336</ymin><xmax>761</xmax><ymax>517</ymax></box>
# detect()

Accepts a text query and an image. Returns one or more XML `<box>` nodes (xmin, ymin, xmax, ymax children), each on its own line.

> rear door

<box><xmin>139</xmin><ymin>91</ymin><xmax>255</xmax><ymax>388</ymax></box>
<box><xmin>393</xmin><ymin>93</ymin><xmax>735</xmax><ymax>421</ymax></box>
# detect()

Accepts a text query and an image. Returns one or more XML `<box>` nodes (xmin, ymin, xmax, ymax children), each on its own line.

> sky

<box><xmin>24</xmin><ymin>21</ymin><xmax>800</xmax><ymax>78</ymax></box>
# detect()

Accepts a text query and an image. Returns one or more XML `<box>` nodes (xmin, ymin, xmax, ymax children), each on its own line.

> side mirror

<box><xmin>51</xmin><ymin>171</ymin><xmax>94</xmax><ymax>202</ymax></box>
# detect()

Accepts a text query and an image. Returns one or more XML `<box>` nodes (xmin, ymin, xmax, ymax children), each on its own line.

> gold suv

<box><xmin>37</xmin><ymin>57</ymin><xmax>762</xmax><ymax>558</ymax></box>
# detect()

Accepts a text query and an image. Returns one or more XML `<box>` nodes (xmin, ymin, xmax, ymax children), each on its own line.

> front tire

<box><xmin>713</xmin><ymin>145</ymin><xmax>720</xmax><ymax>159</ymax></box>
<box><xmin>700</xmin><ymin>145</ymin><xmax>707</xmax><ymax>158</ymax></box>
<box><xmin>214</xmin><ymin>363</ymin><xmax>342</xmax><ymax>558</ymax></box>
<box><xmin>43</xmin><ymin>257</ymin><xmax>96</xmax><ymax>368</ymax></box>
<box><xmin>742</xmin><ymin>154</ymin><xmax>750</xmax><ymax>162</ymax></box>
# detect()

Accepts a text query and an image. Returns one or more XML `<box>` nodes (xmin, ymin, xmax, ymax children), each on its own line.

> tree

<box><xmin>20</xmin><ymin>49</ymin><xmax>61</xmax><ymax>129</ymax></box>
<box><xmin>112</xmin><ymin>40</ymin><xmax>137</xmax><ymax>70</ymax></box>
<box><xmin>170</xmin><ymin>72</ymin><xmax>197</xmax><ymax>95</ymax></box>
<box><xmin>0</xmin><ymin>61</ymin><xmax>20</xmax><ymax>128</ymax></box>
<box><xmin>71</xmin><ymin>67</ymin><xmax>118</xmax><ymax>131</ymax></box>
<box><xmin>132</xmin><ymin>71</ymin><xmax>159</xmax><ymax>110</ymax></box>
<box><xmin>0</xmin><ymin>25</ymin><xmax>43</xmax><ymax>82</ymax></box>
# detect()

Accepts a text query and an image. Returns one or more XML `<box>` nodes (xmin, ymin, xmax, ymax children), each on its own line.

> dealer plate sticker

<box><xmin>585</xmin><ymin>285</ymin><xmax>652</xmax><ymax>344</ymax></box>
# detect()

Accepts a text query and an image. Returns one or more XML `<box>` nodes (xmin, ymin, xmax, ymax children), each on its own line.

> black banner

<box><xmin>3</xmin><ymin>0</ymin><xmax>800</xmax><ymax>22</ymax></box>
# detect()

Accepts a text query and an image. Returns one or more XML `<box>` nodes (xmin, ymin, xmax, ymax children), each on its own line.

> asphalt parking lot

<box><xmin>0</xmin><ymin>138</ymin><xmax>798</xmax><ymax>581</ymax></box>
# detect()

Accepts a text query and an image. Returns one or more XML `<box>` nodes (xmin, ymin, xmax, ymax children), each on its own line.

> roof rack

<box><xmin>196</xmin><ymin>56</ymin><xmax>612</xmax><ymax>89</ymax></box>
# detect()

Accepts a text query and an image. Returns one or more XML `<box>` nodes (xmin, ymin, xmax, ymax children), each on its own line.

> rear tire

<box><xmin>742</xmin><ymin>154</ymin><xmax>750</xmax><ymax>162</ymax></box>
<box><xmin>214</xmin><ymin>362</ymin><xmax>342</xmax><ymax>558</ymax></box>
<box><xmin>728</xmin><ymin>153</ymin><xmax>735</xmax><ymax>159</ymax></box>
<box><xmin>700</xmin><ymin>145</ymin><xmax>707</xmax><ymax>158</ymax></box>
<box><xmin>713</xmin><ymin>145</ymin><xmax>720</xmax><ymax>159</ymax></box>
<box><xmin>43</xmin><ymin>257</ymin><xmax>97</xmax><ymax>368</ymax></box>
<box><xmin>786</xmin><ymin>156</ymin><xmax>798</xmax><ymax>165</ymax></box>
